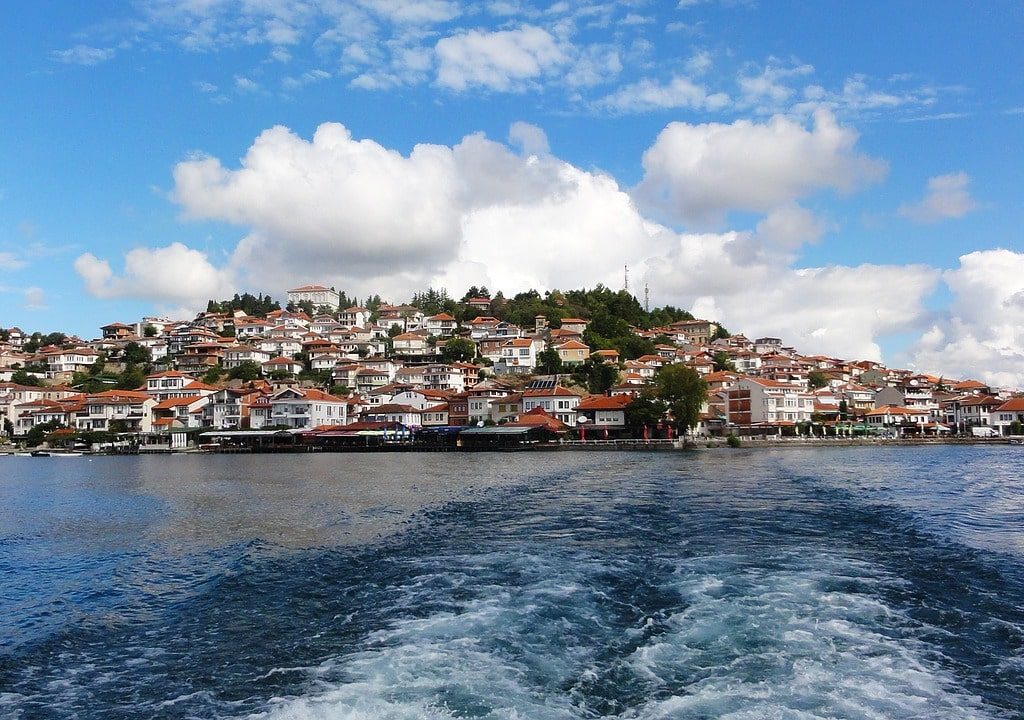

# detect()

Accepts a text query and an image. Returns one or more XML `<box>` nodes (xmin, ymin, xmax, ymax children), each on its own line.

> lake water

<box><xmin>1</xmin><ymin>447</ymin><xmax>1023</xmax><ymax>719</ymax></box>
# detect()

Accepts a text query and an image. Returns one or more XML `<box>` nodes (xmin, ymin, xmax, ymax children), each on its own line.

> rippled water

<box><xmin>1</xmin><ymin>446</ymin><xmax>1022</xmax><ymax>719</ymax></box>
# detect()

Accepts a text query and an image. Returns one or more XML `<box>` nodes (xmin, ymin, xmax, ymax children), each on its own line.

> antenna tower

<box><xmin>644</xmin><ymin>282</ymin><xmax>650</xmax><ymax>313</ymax></box>
<box><xmin>624</xmin><ymin>265</ymin><xmax>629</xmax><ymax>293</ymax></box>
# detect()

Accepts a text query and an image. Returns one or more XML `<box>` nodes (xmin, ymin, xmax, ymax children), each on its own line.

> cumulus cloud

<box><xmin>899</xmin><ymin>172</ymin><xmax>978</xmax><ymax>224</ymax></box>
<box><xmin>0</xmin><ymin>251</ymin><xmax>27</xmax><ymax>271</ymax></box>
<box><xmin>755</xmin><ymin>203</ymin><xmax>830</xmax><ymax>250</ymax></box>
<box><xmin>597</xmin><ymin>75</ymin><xmax>730</xmax><ymax>113</ymax></box>
<box><xmin>907</xmin><ymin>249</ymin><xmax>1024</xmax><ymax>387</ymax></box>
<box><xmin>644</xmin><ymin>236</ymin><xmax>940</xmax><ymax>361</ymax></box>
<box><xmin>634</xmin><ymin>109</ymin><xmax>887</xmax><ymax>226</ymax></box>
<box><xmin>435</xmin><ymin>25</ymin><xmax>567</xmax><ymax>91</ymax></box>
<box><xmin>74</xmin><ymin>243</ymin><xmax>233</xmax><ymax>310</ymax></box>
<box><xmin>78</xmin><ymin>119</ymin><xmax>951</xmax><ymax>370</ymax></box>
<box><xmin>23</xmin><ymin>287</ymin><xmax>47</xmax><ymax>310</ymax></box>
<box><xmin>52</xmin><ymin>45</ymin><xmax>116</xmax><ymax>65</ymax></box>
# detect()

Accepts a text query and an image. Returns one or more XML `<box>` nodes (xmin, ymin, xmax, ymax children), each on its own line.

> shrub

<box><xmin>726</xmin><ymin>435</ymin><xmax>742</xmax><ymax>448</ymax></box>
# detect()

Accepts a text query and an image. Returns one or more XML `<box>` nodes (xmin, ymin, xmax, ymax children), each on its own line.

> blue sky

<box><xmin>1</xmin><ymin>1</ymin><xmax>1023</xmax><ymax>384</ymax></box>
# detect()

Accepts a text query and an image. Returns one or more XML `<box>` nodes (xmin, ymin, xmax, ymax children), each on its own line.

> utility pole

<box><xmin>644</xmin><ymin>282</ymin><xmax>650</xmax><ymax>313</ymax></box>
<box><xmin>624</xmin><ymin>264</ymin><xmax>629</xmax><ymax>293</ymax></box>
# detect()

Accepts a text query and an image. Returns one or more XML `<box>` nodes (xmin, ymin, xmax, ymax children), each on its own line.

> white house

<box><xmin>76</xmin><ymin>390</ymin><xmax>156</xmax><ymax>433</ymax></box>
<box><xmin>256</xmin><ymin>387</ymin><xmax>348</xmax><ymax>429</ymax></box>
<box><xmin>991</xmin><ymin>397</ymin><xmax>1024</xmax><ymax>435</ymax></box>
<box><xmin>287</xmin><ymin>285</ymin><xmax>340</xmax><ymax>311</ymax></box>
<box><xmin>424</xmin><ymin>313</ymin><xmax>458</xmax><ymax>337</ymax></box>
<box><xmin>498</xmin><ymin>338</ymin><xmax>543</xmax><ymax>374</ymax></box>
<box><xmin>521</xmin><ymin>385</ymin><xmax>581</xmax><ymax>427</ymax></box>
<box><xmin>45</xmin><ymin>348</ymin><xmax>100</xmax><ymax>374</ymax></box>
<box><xmin>222</xmin><ymin>345</ymin><xmax>273</xmax><ymax>369</ymax></box>
<box><xmin>339</xmin><ymin>306</ymin><xmax>371</xmax><ymax>328</ymax></box>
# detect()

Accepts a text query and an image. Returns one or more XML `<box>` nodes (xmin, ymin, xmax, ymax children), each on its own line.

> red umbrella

<box><xmin>642</xmin><ymin>424</ymin><xmax>649</xmax><ymax>441</ymax></box>
<box><xmin>579</xmin><ymin>424</ymin><xmax>585</xmax><ymax>441</ymax></box>
<box><xmin>603</xmin><ymin>426</ymin><xmax>609</xmax><ymax>440</ymax></box>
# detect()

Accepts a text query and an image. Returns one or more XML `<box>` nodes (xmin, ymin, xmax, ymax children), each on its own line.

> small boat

<box><xmin>52</xmin><ymin>451</ymin><xmax>84</xmax><ymax>457</ymax></box>
<box><xmin>30</xmin><ymin>450</ymin><xmax>51</xmax><ymax>457</ymax></box>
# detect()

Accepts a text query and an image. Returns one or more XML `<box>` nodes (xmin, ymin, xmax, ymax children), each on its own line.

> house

<box><xmin>204</xmin><ymin>387</ymin><xmax>267</xmax><ymax>429</ymax></box>
<box><xmin>146</xmin><ymin>371</ymin><xmax>196</xmax><ymax>399</ymax></box>
<box><xmin>521</xmin><ymin>385</ymin><xmax>581</xmax><ymax>427</ymax></box>
<box><xmin>554</xmin><ymin>340</ymin><xmax>590</xmax><ymax>365</ymax></box>
<box><xmin>424</xmin><ymin>364</ymin><xmax>466</xmax><ymax>392</ymax></box>
<box><xmin>576</xmin><ymin>394</ymin><xmax>632</xmax><ymax>434</ymax></box>
<box><xmin>465</xmin><ymin>297</ymin><xmax>492</xmax><ymax>311</ymax></box>
<box><xmin>258</xmin><ymin>337</ymin><xmax>301</xmax><ymax>360</ymax></box>
<box><xmin>465</xmin><ymin>379</ymin><xmax>513</xmax><ymax>423</ymax></box>
<box><xmin>362</xmin><ymin>403</ymin><xmax>449</xmax><ymax>427</ymax></box>
<box><xmin>865</xmin><ymin>405</ymin><xmax>932</xmax><ymax>432</ymax></box>
<box><xmin>667</xmin><ymin>319</ymin><xmax>718</xmax><ymax>345</ymax></box>
<box><xmin>100</xmin><ymin>322</ymin><xmax>134</xmax><ymax>340</ymax></box>
<box><xmin>255</xmin><ymin>387</ymin><xmax>348</xmax><ymax>429</ymax></box>
<box><xmin>424</xmin><ymin>312</ymin><xmax>458</xmax><ymax>337</ymax></box>
<box><xmin>991</xmin><ymin>397</ymin><xmax>1024</xmax><ymax>436</ymax></box>
<box><xmin>45</xmin><ymin>348</ymin><xmax>100</xmax><ymax>374</ymax></box>
<box><xmin>498</xmin><ymin>338</ymin><xmax>543</xmax><ymax>374</ymax></box>
<box><xmin>76</xmin><ymin>390</ymin><xmax>156</xmax><ymax>433</ymax></box>
<box><xmin>726</xmin><ymin>377</ymin><xmax>815</xmax><ymax>426</ymax></box>
<box><xmin>222</xmin><ymin>345</ymin><xmax>273</xmax><ymax>369</ymax></box>
<box><xmin>559</xmin><ymin>318</ymin><xmax>588</xmax><ymax>334</ymax></box>
<box><xmin>152</xmin><ymin>396</ymin><xmax>210</xmax><ymax>430</ymax></box>
<box><xmin>593</xmin><ymin>349</ymin><xmax>620</xmax><ymax>364</ymax></box>
<box><xmin>392</xmin><ymin>332</ymin><xmax>429</xmax><ymax>358</ymax></box>
<box><xmin>950</xmin><ymin>395</ymin><xmax>1003</xmax><ymax>431</ymax></box>
<box><xmin>377</xmin><ymin>304</ymin><xmax>424</xmax><ymax>332</ymax></box>
<box><xmin>340</xmin><ymin>306</ymin><xmax>371</xmax><ymax>328</ymax></box>
<box><xmin>262</xmin><ymin>357</ymin><xmax>304</xmax><ymax>376</ymax></box>
<box><xmin>287</xmin><ymin>285</ymin><xmax>340</xmax><ymax>311</ymax></box>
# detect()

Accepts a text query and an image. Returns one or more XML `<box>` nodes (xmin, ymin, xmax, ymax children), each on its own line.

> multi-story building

<box><xmin>287</xmin><ymin>285</ymin><xmax>340</xmax><ymax>311</ymax></box>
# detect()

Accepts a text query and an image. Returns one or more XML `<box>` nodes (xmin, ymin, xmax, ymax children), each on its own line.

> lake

<box><xmin>1</xmin><ymin>447</ymin><xmax>1022</xmax><ymax>719</ymax></box>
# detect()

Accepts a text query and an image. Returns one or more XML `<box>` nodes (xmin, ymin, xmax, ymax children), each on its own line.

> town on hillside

<box><xmin>2</xmin><ymin>283</ymin><xmax>1022</xmax><ymax>451</ymax></box>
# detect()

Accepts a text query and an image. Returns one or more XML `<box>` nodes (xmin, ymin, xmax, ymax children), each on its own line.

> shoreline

<box><xmin>2</xmin><ymin>437</ymin><xmax>1019</xmax><ymax>456</ymax></box>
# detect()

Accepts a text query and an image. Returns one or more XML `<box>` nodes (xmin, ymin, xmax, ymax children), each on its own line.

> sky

<box><xmin>1</xmin><ymin>0</ymin><xmax>1023</xmax><ymax>385</ymax></box>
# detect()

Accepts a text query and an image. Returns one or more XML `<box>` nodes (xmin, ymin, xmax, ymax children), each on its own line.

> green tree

<box><xmin>1010</xmin><ymin>420</ymin><xmax>1022</xmax><ymax>436</ymax></box>
<box><xmin>143</xmin><ymin>324</ymin><xmax>158</xmax><ymax>337</ymax></box>
<box><xmin>228</xmin><ymin>361</ymin><xmax>262</xmax><ymax>382</ymax></box>
<box><xmin>838</xmin><ymin>399</ymin><xmax>849</xmax><ymax>421</ymax></box>
<box><xmin>440</xmin><ymin>338</ymin><xmax>477</xmax><ymax>363</ymax></box>
<box><xmin>11</xmin><ymin>369</ymin><xmax>42</xmax><ymax>386</ymax></box>
<box><xmin>536</xmin><ymin>348</ymin><xmax>563</xmax><ymax>375</ymax></box>
<box><xmin>3</xmin><ymin>417</ymin><xmax>14</xmax><ymax>439</ymax></box>
<box><xmin>116</xmin><ymin>364</ymin><xmax>146</xmax><ymax>390</ymax></box>
<box><xmin>571</xmin><ymin>358</ymin><xmax>620</xmax><ymax>394</ymax></box>
<box><xmin>203</xmin><ymin>365</ymin><xmax>226</xmax><ymax>384</ymax></box>
<box><xmin>655</xmin><ymin>364</ymin><xmax>708</xmax><ymax>434</ymax></box>
<box><xmin>712</xmin><ymin>351</ymin><xmax>736</xmax><ymax>372</ymax></box>
<box><xmin>122</xmin><ymin>341</ymin><xmax>151</xmax><ymax>366</ymax></box>
<box><xmin>624</xmin><ymin>393</ymin><xmax>668</xmax><ymax>436</ymax></box>
<box><xmin>808</xmin><ymin>370</ymin><xmax>829</xmax><ymax>390</ymax></box>
<box><xmin>26</xmin><ymin>420</ymin><xmax>63</xmax><ymax>447</ymax></box>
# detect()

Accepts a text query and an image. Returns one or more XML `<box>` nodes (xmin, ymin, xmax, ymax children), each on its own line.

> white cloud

<box><xmin>0</xmin><ymin>252</ymin><xmax>27</xmax><ymax>271</ymax></box>
<box><xmin>507</xmin><ymin>121</ymin><xmax>549</xmax><ymax>156</ymax></box>
<box><xmin>755</xmin><ymin>203</ymin><xmax>830</xmax><ymax>250</ymax></box>
<box><xmin>435</xmin><ymin>25</ymin><xmax>568</xmax><ymax>91</ymax></box>
<box><xmin>899</xmin><ymin>172</ymin><xmax>978</xmax><ymax>224</ymax></box>
<box><xmin>74</xmin><ymin>243</ymin><xmax>233</xmax><ymax>310</ymax></box>
<box><xmin>645</xmin><ymin>236</ymin><xmax>940</xmax><ymax>361</ymax></box>
<box><xmin>234</xmin><ymin>75</ymin><xmax>261</xmax><ymax>93</ymax></box>
<box><xmin>907</xmin><ymin>249</ymin><xmax>1024</xmax><ymax>388</ymax></box>
<box><xmin>52</xmin><ymin>45</ymin><xmax>116</xmax><ymax>65</ymax></box>
<box><xmin>23</xmin><ymin>287</ymin><xmax>47</xmax><ymax>311</ymax></box>
<box><xmin>359</xmin><ymin>0</ymin><xmax>461</xmax><ymax>24</ymax></box>
<box><xmin>78</xmin><ymin>119</ymin><xmax>956</xmax><ymax>372</ymax></box>
<box><xmin>634</xmin><ymin>109</ymin><xmax>887</xmax><ymax>226</ymax></box>
<box><xmin>597</xmin><ymin>75</ymin><xmax>730</xmax><ymax>113</ymax></box>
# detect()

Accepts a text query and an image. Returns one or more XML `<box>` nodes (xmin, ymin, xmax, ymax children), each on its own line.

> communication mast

<box><xmin>624</xmin><ymin>265</ymin><xmax>629</xmax><ymax>293</ymax></box>
<box><xmin>644</xmin><ymin>282</ymin><xmax>650</xmax><ymax>313</ymax></box>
